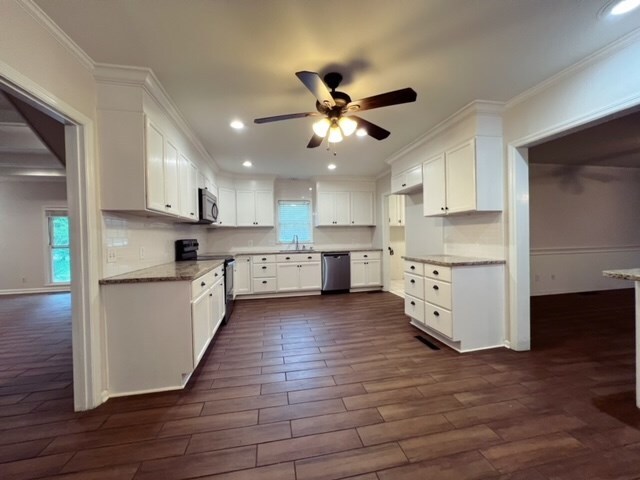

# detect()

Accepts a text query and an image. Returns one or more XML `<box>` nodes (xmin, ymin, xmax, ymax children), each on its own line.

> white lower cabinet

<box><xmin>234</xmin><ymin>255</ymin><xmax>252</xmax><ymax>295</ymax></box>
<box><xmin>191</xmin><ymin>289</ymin><xmax>211</xmax><ymax>367</ymax></box>
<box><xmin>350</xmin><ymin>251</ymin><xmax>382</xmax><ymax>288</ymax></box>
<box><xmin>276</xmin><ymin>254</ymin><xmax>321</xmax><ymax>292</ymax></box>
<box><xmin>403</xmin><ymin>260</ymin><xmax>505</xmax><ymax>352</ymax></box>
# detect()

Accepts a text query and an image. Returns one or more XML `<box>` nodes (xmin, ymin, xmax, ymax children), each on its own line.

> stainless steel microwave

<box><xmin>197</xmin><ymin>188</ymin><xmax>218</xmax><ymax>224</ymax></box>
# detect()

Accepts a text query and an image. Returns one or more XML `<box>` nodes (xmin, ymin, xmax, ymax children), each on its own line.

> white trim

<box><xmin>385</xmin><ymin>100</ymin><xmax>505</xmax><ymax>166</ymax></box>
<box><xmin>17</xmin><ymin>0</ymin><xmax>95</xmax><ymax>72</ymax></box>
<box><xmin>531</xmin><ymin>245</ymin><xmax>640</xmax><ymax>256</ymax></box>
<box><xmin>0</xmin><ymin>286</ymin><xmax>70</xmax><ymax>295</ymax></box>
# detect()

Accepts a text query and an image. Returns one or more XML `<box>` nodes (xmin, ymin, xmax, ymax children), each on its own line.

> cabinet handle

<box><xmin>262</xmin><ymin>257</ymin><xmax>267</xmax><ymax>261</ymax></box>
<box><xmin>286</xmin><ymin>257</ymin><xmax>290</xmax><ymax>260</ymax></box>
<box><xmin>433</xmin><ymin>270</ymin><xmax>439</xmax><ymax>275</ymax></box>
<box><xmin>410</xmin><ymin>301</ymin><xmax>415</xmax><ymax>306</ymax></box>
<box><xmin>351</xmin><ymin>221</ymin><xmax>354</xmax><ymax>224</ymax></box>
<box><xmin>440</xmin><ymin>207</ymin><xmax>445</xmax><ymax>211</ymax></box>
<box><xmin>190</xmin><ymin>212</ymin><xmax>194</xmax><ymax>216</ymax></box>
<box><xmin>433</xmin><ymin>311</ymin><xmax>440</xmax><ymax>317</ymax></box>
<box><xmin>209</xmin><ymin>293</ymin><xmax>213</xmax><ymax>297</ymax></box>
<box><xmin>402</xmin><ymin>183</ymin><xmax>407</xmax><ymax>187</ymax></box>
<box><xmin>307</xmin><ymin>256</ymin><xmax>312</xmax><ymax>259</ymax></box>
<box><xmin>246</xmin><ymin>259</ymin><xmax>250</xmax><ymax>262</ymax></box>
<box><xmin>410</xmin><ymin>279</ymin><xmax>415</xmax><ymax>284</ymax></box>
<box><xmin>433</xmin><ymin>285</ymin><xmax>439</xmax><ymax>290</ymax></box>
<box><xmin>201</xmin><ymin>281</ymin><xmax>206</xmax><ymax>286</ymax></box>
<box><xmin>166</xmin><ymin>204</ymin><xmax>172</xmax><ymax>208</ymax></box>
<box><xmin>445</xmin><ymin>207</ymin><xmax>449</xmax><ymax>210</ymax></box>
<box><xmin>262</xmin><ymin>266</ymin><xmax>267</xmax><ymax>270</ymax></box>
<box><xmin>262</xmin><ymin>280</ymin><xmax>267</xmax><ymax>284</ymax></box>
<box><xmin>215</xmin><ymin>273</ymin><xmax>218</xmax><ymax>277</ymax></box>
<box><xmin>410</xmin><ymin>265</ymin><xmax>415</xmax><ymax>270</ymax></box>
<box><xmin>364</xmin><ymin>255</ymin><xmax>368</xmax><ymax>258</ymax></box>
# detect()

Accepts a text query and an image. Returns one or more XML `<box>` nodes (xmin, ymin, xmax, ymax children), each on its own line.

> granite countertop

<box><xmin>100</xmin><ymin>259</ymin><xmax>224</xmax><ymax>285</ymax></box>
<box><xmin>603</xmin><ymin>268</ymin><xmax>640</xmax><ymax>281</ymax></box>
<box><xmin>402</xmin><ymin>254</ymin><xmax>506</xmax><ymax>266</ymax></box>
<box><xmin>204</xmin><ymin>248</ymin><xmax>383</xmax><ymax>257</ymax></box>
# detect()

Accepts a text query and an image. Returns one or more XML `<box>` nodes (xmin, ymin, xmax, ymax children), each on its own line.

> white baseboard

<box><xmin>0</xmin><ymin>286</ymin><xmax>71</xmax><ymax>295</ymax></box>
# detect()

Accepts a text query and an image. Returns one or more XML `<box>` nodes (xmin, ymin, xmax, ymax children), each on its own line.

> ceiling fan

<box><xmin>254</xmin><ymin>71</ymin><xmax>417</xmax><ymax>148</ymax></box>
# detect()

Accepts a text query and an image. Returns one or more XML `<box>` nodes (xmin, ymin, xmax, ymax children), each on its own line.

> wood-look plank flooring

<box><xmin>1</xmin><ymin>289</ymin><xmax>639</xmax><ymax>479</ymax></box>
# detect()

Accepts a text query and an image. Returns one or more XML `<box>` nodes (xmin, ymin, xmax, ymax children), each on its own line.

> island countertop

<box><xmin>99</xmin><ymin>259</ymin><xmax>224</xmax><ymax>285</ymax></box>
<box><xmin>402</xmin><ymin>254</ymin><xmax>506</xmax><ymax>267</ymax></box>
<box><xmin>603</xmin><ymin>268</ymin><xmax>640</xmax><ymax>281</ymax></box>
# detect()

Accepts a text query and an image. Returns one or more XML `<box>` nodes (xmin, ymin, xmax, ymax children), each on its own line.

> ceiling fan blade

<box><xmin>351</xmin><ymin>116</ymin><xmax>390</xmax><ymax>140</ymax></box>
<box><xmin>295</xmin><ymin>71</ymin><xmax>336</xmax><ymax>108</ymax></box>
<box><xmin>254</xmin><ymin>112</ymin><xmax>319</xmax><ymax>124</ymax></box>
<box><xmin>345</xmin><ymin>88</ymin><xmax>417</xmax><ymax>113</ymax></box>
<box><xmin>306</xmin><ymin>133</ymin><xmax>324</xmax><ymax>148</ymax></box>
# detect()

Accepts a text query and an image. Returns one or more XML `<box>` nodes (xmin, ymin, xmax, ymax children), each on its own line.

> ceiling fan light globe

<box><xmin>328</xmin><ymin>125</ymin><xmax>344</xmax><ymax>143</ymax></box>
<box><xmin>338</xmin><ymin>116</ymin><xmax>357</xmax><ymax>136</ymax></box>
<box><xmin>356</xmin><ymin>128</ymin><xmax>368</xmax><ymax>137</ymax></box>
<box><xmin>312</xmin><ymin>118</ymin><xmax>331</xmax><ymax>137</ymax></box>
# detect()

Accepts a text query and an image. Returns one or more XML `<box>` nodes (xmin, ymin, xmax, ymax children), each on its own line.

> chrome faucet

<box><xmin>293</xmin><ymin>234</ymin><xmax>299</xmax><ymax>250</ymax></box>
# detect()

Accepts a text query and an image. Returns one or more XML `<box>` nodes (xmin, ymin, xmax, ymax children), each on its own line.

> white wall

<box><xmin>0</xmin><ymin>178</ymin><xmax>67</xmax><ymax>291</ymax></box>
<box><xmin>204</xmin><ymin>179</ymin><xmax>374</xmax><ymax>253</ymax></box>
<box><xmin>529</xmin><ymin>164</ymin><xmax>640</xmax><ymax>295</ymax></box>
<box><xmin>389</xmin><ymin>226</ymin><xmax>405</xmax><ymax>280</ymax></box>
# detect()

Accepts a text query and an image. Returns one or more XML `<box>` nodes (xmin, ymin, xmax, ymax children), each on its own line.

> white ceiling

<box><xmin>34</xmin><ymin>0</ymin><xmax>640</xmax><ymax>179</ymax></box>
<box><xmin>0</xmin><ymin>92</ymin><xmax>63</xmax><ymax>177</ymax></box>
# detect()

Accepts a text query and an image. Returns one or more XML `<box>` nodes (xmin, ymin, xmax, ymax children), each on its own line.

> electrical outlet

<box><xmin>106</xmin><ymin>248</ymin><xmax>117</xmax><ymax>263</ymax></box>
<box><xmin>139</xmin><ymin>247</ymin><xmax>145</xmax><ymax>259</ymax></box>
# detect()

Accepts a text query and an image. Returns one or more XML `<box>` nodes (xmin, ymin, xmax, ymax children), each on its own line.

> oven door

<box><xmin>198</xmin><ymin>189</ymin><xmax>218</xmax><ymax>224</ymax></box>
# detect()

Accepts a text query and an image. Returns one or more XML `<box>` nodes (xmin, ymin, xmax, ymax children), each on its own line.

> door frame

<box><xmin>380</xmin><ymin>192</ymin><xmax>392</xmax><ymax>292</ymax></box>
<box><xmin>0</xmin><ymin>64</ymin><xmax>103</xmax><ymax>410</ymax></box>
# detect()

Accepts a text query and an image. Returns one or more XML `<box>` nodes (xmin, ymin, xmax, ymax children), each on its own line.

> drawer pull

<box><xmin>200</xmin><ymin>281</ymin><xmax>206</xmax><ymax>287</ymax></box>
<box><xmin>410</xmin><ymin>279</ymin><xmax>415</xmax><ymax>284</ymax></box>
<box><xmin>433</xmin><ymin>311</ymin><xmax>440</xmax><ymax>317</ymax></box>
<box><xmin>433</xmin><ymin>285</ymin><xmax>439</xmax><ymax>291</ymax></box>
<box><xmin>433</xmin><ymin>270</ymin><xmax>439</xmax><ymax>275</ymax></box>
<box><xmin>209</xmin><ymin>293</ymin><xmax>213</xmax><ymax>297</ymax></box>
<box><xmin>402</xmin><ymin>183</ymin><xmax>407</xmax><ymax>187</ymax></box>
<box><xmin>215</xmin><ymin>273</ymin><xmax>218</xmax><ymax>277</ymax></box>
<box><xmin>364</xmin><ymin>254</ymin><xmax>368</xmax><ymax>258</ymax></box>
<box><xmin>262</xmin><ymin>280</ymin><xmax>267</xmax><ymax>284</ymax></box>
<box><xmin>410</xmin><ymin>265</ymin><xmax>415</xmax><ymax>270</ymax></box>
<box><xmin>262</xmin><ymin>257</ymin><xmax>267</xmax><ymax>261</ymax></box>
<box><xmin>308</xmin><ymin>256</ymin><xmax>312</xmax><ymax>259</ymax></box>
<box><xmin>410</xmin><ymin>301</ymin><xmax>415</xmax><ymax>306</ymax></box>
<box><xmin>262</xmin><ymin>266</ymin><xmax>267</xmax><ymax>270</ymax></box>
<box><xmin>286</xmin><ymin>256</ymin><xmax>291</xmax><ymax>260</ymax></box>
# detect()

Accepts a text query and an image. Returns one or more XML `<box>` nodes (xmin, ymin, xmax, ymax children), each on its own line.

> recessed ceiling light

<box><xmin>242</xmin><ymin>160</ymin><xmax>252</xmax><ymax>167</ymax></box>
<box><xmin>328</xmin><ymin>164</ymin><xmax>336</xmax><ymax>170</ymax></box>
<box><xmin>356</xmin><ymin>128</ymin><xmax>367</xmax><ymax>137</ymax></box>
<box><xmin>605</xmin><ymin>0</ymin><xmax>640</xmax><ymax>15</ymax></box>
<box><xmin>230</xmin><ymin>120</ymin><xmax>245</xmax><ymax>130</ymax></box>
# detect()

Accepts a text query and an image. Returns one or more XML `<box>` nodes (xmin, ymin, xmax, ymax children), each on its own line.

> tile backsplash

<box><xmin>443</xmin><ymin>212</ymin><xmax>505</xmax><ymax>259</ymax></box>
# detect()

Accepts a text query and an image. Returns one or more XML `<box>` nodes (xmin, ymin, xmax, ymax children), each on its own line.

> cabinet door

<box><xmin>405</xmin><ymin>165</ymin><xmax>423</xmax><ymax>189</ymax></box>
<box><xmin>350</xmin><ymin>260</ymin><xmax>366</xmax><ymax>288</ymax></box>
<box><xmin>390</xmin><ymin>173</ymin><xmax>405</xmax><ymax>193</ymax></box>
<box><xmin>191</xmin><ymin>290</ymin><xmax>210</xmax><ymax>367</ymax></box>
<box><xmin>218</xmin><ymin>187</ymin><xmax>236</xmax><ymax>226</ymax></box>
<box><xmin>188</xmin><ymin>161</ymin><xmax>198</xmax><ymax>220</ymax></box>
<box><xmin>235</xmin><ymin>256</ymin><xmax>252</xmax><ymax>295</ymax></box>
<box><xmin>445</xmin><ymin>139</ymin><xmax>476</xmax><ymax>214</ymax></box>
<box><xmin>236</xmin><ymin>190</ymin><xmax>256</xmax><ymax>226</ymax></box>
<box><xmin>145</xmin><ymin>121</ymin><xmax>165</xmax><ymax>212</ymax></box>
<box><xmin>423</xmin><ymin>154</ymin><xmax>446</xmax><ymax>216</ymax></box>
<box><xmin>316</xmin><ymin>192</ymin><xmax>335</xmax><ymax>225</ymax></box>
<box><xmin>397</xmin><ymin>195</ymin><xmax>405</xmax><ymax>225</ymax></box>
<box><xmin>299</xmin><ymin>262</ymin><xmax>321</xmax><ymax>290</ymax></box>
<box><xmin>365</xmin><ymin>260</ymin><xmax>382</xmax><ymax>286</ymax></box>
<box><xmin>178</xmin><ymin>154</ymin><xmax>194</xmax><ymax>220</ymax></box>
<box><xmin>334</xmin><ymin>192</ymin><xmax>351</xmax><ymax>225</ymax></box>
<box><xmin>164</xmin><ymin>140</ymin><xmax>180</xmax><ymax>215</ymax></box>
<box><xmin>255</xmin><ymin>190</ymin><xmax>274</xmax><ymax>226</ymax></box>
<box><xmin>389</xmin><ymin>195</ymin><xmax>404</xmax><ymax>226</ymax></box>
<box><xmin>350</xmin><ymin>191</ymin><xmax>374</xmax><ymax>226</ymax></box>
<box><xmin>211</xmin><ymin>280</ymin><xmax>225</xmax><ymax>336</ymax></box>
<box><xmin>276</xmin><ymin>263</ymin><xmax>300</xmax><ymax>292</ymax></box>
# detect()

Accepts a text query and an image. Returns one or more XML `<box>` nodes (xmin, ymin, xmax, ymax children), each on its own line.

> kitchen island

<box><xmin>603</xmin><ymin>268</ymin><xmax>640</xmax><ymax>408</ymax></box>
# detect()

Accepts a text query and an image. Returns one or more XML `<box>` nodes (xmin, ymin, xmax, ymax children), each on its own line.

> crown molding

<box><xmin>506</xmin><ymin>27</ymin><xmax>640</xmax><ymax>110</ymax></box>
<box><xmin>385</xmin><ymin>100</ymin><xmax>505</xmax><ymax>166</ymax></box>
<box><xmin>93</xmin><ymin>63</ymin><xmax>218</xmax><ymax>171</ymax></box>
<box><xmin>17</xmin><ymin>0</ymin><xmax>94</xmax><ymax>72</ymax></box>
<box><xmin>375</xmin><ymin>168</ymin><xmax>391</xmax><ymax>181</ymax></box>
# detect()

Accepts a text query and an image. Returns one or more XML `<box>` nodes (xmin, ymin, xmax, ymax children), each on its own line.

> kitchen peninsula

<box><xmin>603</xmin><ymin>268</ymin><xmax>640</xmax><ymax>408</ymax></box>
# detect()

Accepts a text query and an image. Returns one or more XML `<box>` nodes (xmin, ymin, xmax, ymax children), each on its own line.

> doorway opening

<box><xmin>387</xmin><ymin>194</ymin><xmax>406</xmax><ymax>297</ymax></box>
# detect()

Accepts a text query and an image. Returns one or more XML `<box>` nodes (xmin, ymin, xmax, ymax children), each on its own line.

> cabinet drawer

<box><xmin>424</xmin><ymin>264</ymin><xmax>452</xmax><ymax>282</ymax></box>
<box><xmin>191</xmin><ymin>266</ymin><xmax>222</xmax><ymax>300</ymax></box>
<box><xmin>252</xmin><ymin>254</ymin><xmax>276</xmax><ymax>264</ymax></box>
<box><xmin>253</xmin><ymin>263</ymin><xmax>276</xmax><ymax>278</ymax></box>
<box><xmin>404</xmin><ymin>295</ymin><xmax>424</xmax><ymax>324</ymax></box>
<box><xmin>404</xmin><ymin>273</ymin><xmax>424</xmax><ymax>300</ymax></box>
<box><xmin>253</xmin><ymin>277</ymin><xmax>276</xmax><ymax>293</ymax></box>
<box><xmin>350</xmin><ymin>251</ymin><xmax>381</xmax><ymax>261</ymax></box>
<box><xmin>276</xmin><ymin>253</ymin><xmax>321</xmax><ymax>263</ymax></box>
<box><xmin>404</xmin><ymin>261</ymin><xmax>424</xmax><ymax>276</ymax></box>
<box><xmin>424</xmin><ymin>278</ymin><xmax>452</xmax><ymax>310</ymax></box>
<box><xmin>424</xmin><ymin>302</ymin><xmax>453</xmax><ymax>338</ymax></box>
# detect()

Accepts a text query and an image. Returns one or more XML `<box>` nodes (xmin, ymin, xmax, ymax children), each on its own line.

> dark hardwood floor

<box><xmin>1</xmin><ymin>289</ymin><xmax>639</xmax><ymax>479</ymax></box>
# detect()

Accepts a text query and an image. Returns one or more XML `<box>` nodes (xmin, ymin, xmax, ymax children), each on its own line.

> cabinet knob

<box><xmin>364</xmin><ymin>255</ymin><xmax>368</xmax><ymax>258</ymax></box>
<box><xmin>262</xmin><ymin>280</ymin><xmax>267</xmax><ymax>284</ymax></box>
<box><xmin>209</xmin><ymin>293</ymin><xmax>213</xmax><ymax>297</ymax></box>
<box><xmin>410</xmin><ymin>266</ymin><xmax>415</xmax><ymax>270</ymax></box>
<box><xmin>215</xmin><ymin>273</ymin><xmax>218</xmax><ymax>277</ymax></box>
<box><xmin>433</xmin><ymin>270</ymin><xmax>439</xmax><ymax>275</ymax></box>
<box><xmin>410</xmin><ymin>279</ymin><xmax>415</xmax><ymax>284</ymax></box>
<box><xmin>440</xmin><ymin>207</ymin><xmax>445</xmax><ymax>211</ymax></box>
<box><xmin>166</xmin><ymin>204</ymin><xmax>172</xmax><ymax>208</ymax></box>
<box><xmin>307</xmin><ymin>256</ymin><xmax>312</xmax><ymax>259</ymax></box>
<box><xmin>190</xmin><ymin>212</ymin><xmax>194</xmax><ymax>216</ymax></box>
<box><xmin>262</xmin><ymin>266</ymin><xmax>267</xmax><ymax>270</ymax></box>
<box><xmin>402</xmin><ymin>183</ymin><xmax>407</xmax><ymax>187</ymax></box>
<box><xmin>351</xmin><ymin>221</ymin><xmax>354</xmax><ymax>224</ymax></box>
<box><xmin>262</xmin><ymin>257</ymin><xmax>267</xmax><ymax>261</ymax></box>
<box><xmin>433</xmin><ymin>285</ymin><xmax>439</xmax><ymax>290</ymax></box>
<box><xmin>286</xmin><ymin>257</ymin><xmax>290</xmax><ymax>260</ymax></box>
<box><xmin>410</xmin><ymin>301</ymin><xmax>415</xmax><ymax>306</ymax></box>
<box><xmin>201</xmin><ymin>281</ymin><xmax>206</xmax><ymax>286</ymax></box>
<box><xmin>445</xmin><ymin>207</ymin><xmax>449</xmax><ymax>210</ymax></box>
<box><xmin>433</xmin><ymin>311</ymin><xmax>440</xmax><ymax>317</ymax></box>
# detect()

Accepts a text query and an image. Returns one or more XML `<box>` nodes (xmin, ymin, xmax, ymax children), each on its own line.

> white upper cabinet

<box><xmin>236</xmin><ymin>189</ymin><xmax>274</xmax><ymax>227</ymax></box>
<box><xmin>388</xmin><ymin>194</ymin><xmax>405</xmax><ymax>226</ymax></box>
<box><xmin>391</xmin><ymin>164</ymin><xmax>422</xmax><ymax>194</ymax></box>
<box><xmin>217</xmin><ymin>187</ymin><xmax>236</xmax><ymax>227</ymax></box>
<box><xmin>163</xmin><ymin>140</ymin><xmax>180</xmax><ymax>215</ymax></box>
<box><xmin>145</xmin><ymin>121</ymin><xmax>165</xmax><ymax>213</ymax></box>
<box><xmin>423</xmin><ymin>136</ymin><xmax>503</xmax><ymax>216</ymax></box>
<box><xmin>316</xmin><ymin>181</ymin><xmax>375</xmax><ymax>227</ymax></box>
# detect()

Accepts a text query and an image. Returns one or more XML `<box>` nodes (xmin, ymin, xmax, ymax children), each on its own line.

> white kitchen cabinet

<box><xmin>316</xmin><ymin>181</ymin><xmax>376</xmax><ymax>227</ymax></box>
<box><xmin>391</xmin><ymin>164</ymin><xmax>422</xmax><ymax>194</ymax></box>
<box><xmin>178</xmin><ymin>155</ymin><xmax>198</xmax><ymax>220</ymax></box>
<box><xmin>350</xmin><ymin>191</ymin><xmax>375</xmax><ymax>226</ymax></box>
<box><xmin>217</xmin><ymin>187</ymin><xmax>237</xmax><ymax>227</ymax></box>
<box><xmin>423</xmin><ymin>137</ymin><xmax>503</xmax><ymax>216</ymax></box>
<box><xmin>350</xmin><ymin>251</ymin><xmax>382</xmax><ymax>288</ymax></box>
<box><xmin>317</xmin><ymin>191</ymin><xmax>351</xmax><ymax>226</ymax></box>
<box><xmin>251</xmin><ymin>254</ymin><xmax>277</xmax><ymax>292</ymax></box>
<box><xmin>276</xmin><ymin>255</ymin><xmax>321</xmax><ymax>293</ymax></box>
<box><xmin>299</xmin><ymin>263</ymin><xmax>322</xmax><ymax>290</ymax></box>
<box><xmin>191</xmin><ymin>288</ymin><xmax>211</xmax><ymax>367</ymax></box>
<box><xmin>163</xmin><ymin>140</ymin><xmax>180</xmax><ymax>215</ymax></box>
<box><xmin>145</xmin><ymin>121</ymin><xmax>165</xmax><ymax>213</ymax></box>
<box><xmin>388</xmin><ymin>194</ymin><xmax>405</xmax><ymax>226</ymax></box>
<box><xmin>211</xmin><ymin>276</ymin><xmax>226</xmax><ymax>335</ymax></box>
<box><xmin>236</xmin><ymin>190</ymin><xmax>274</xmax><ymax>226</ymax></box>
<box><xmin>403</xmin><ymin>259</ymin><xmax>505</xmax><ymax>352</ymax></box>
<box><xmin>276</xmin><ymin>263</ymin><xmax>300</xmax><ymax>292</ymax></box>
<box><xmin>234</xmin><ymin>255</ymin><xmax>252</xmax><ymax>295</ymax></box>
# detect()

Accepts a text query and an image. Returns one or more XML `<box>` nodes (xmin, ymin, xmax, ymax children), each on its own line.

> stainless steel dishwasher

<box><xmin>321</xmin><ymin>252</ymin><xmax>351</xmax><ymax>293</ymax></box>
